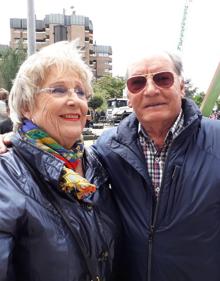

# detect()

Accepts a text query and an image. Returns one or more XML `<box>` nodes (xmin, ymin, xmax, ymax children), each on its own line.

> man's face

<box><xmin>127</xmin><ymin>53</ymin><xmax>185</xmax><ymax>131</ymax></box>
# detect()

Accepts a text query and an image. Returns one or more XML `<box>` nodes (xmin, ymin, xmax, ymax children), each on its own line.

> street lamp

<box><xmin>27</xmin><ymin>0</ymin><xmax>36</xmax><ymax>56</ymax></box>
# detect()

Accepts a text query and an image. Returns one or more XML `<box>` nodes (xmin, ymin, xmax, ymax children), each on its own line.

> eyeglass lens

<box><xmin>127</xmin><ymin>72</ymin><xmax>174</xmax><ymax>94</ymax></box>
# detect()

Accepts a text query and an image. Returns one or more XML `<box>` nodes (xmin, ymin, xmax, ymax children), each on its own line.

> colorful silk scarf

<box><xmin>19</xmin><ymin>120</ymin><xmax>96</xmax><ymax>200</ymax></box>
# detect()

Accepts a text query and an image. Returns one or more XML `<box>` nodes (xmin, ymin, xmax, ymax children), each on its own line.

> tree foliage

<box><xmin>193</xmin><ymin>92</ymin><xmax>205</xmax><ymax>107</ymax></box>
<box><xmin>88</xmin><ymin>95</ymin><xmax>104</xmax><ymax>111</ymax></box>
<box><xmin>92</xmin><ymin>75</ymin><xmax>125</xmax><ymax>100</ymax></box>
<box><xmin>184</xmin><ymin>79</ymin><xmax>198</xmax><ymax>99</ymax></box>
<box><xmin>184</xmin><ymin>78</ymin><xmax>205</xmax><ymax>107</ymax></box>
<box><xmin>0</xmin><ymin>44</ymin><xmax>26</xmax><ymax>91</ymax></box>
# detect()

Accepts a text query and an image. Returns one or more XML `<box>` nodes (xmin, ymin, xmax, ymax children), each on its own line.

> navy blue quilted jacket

<box><xmin>93</xmin><ymin>98</ymin><xmax>220</xmax><ymax>281</ymax></box>
<box><xmin>0</xmin><ymin>136</ymin><xmax>120</xmax><ymax>281</ymax></box>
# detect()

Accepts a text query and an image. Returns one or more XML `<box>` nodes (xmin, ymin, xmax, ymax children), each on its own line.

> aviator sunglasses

<box><xmin>127</xmin><ymin>71</ymin><xmax>175</xmax><ymax>94</ymax></box>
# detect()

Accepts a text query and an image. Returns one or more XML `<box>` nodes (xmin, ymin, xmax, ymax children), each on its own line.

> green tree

<box><xmin>184</xmin><ymin>78</ymin><xmax>198</xmax><ymax>99</ymax></box>
<box><xmin>93</xmin><ymin>75</ymin><xmax>125</xmax><ymax>100</ymax></box>
<box><xmin>193</xmin><ymin>92</ymin><xmax>205</xmax><ymax>107</ymax></box>
<box><xmin>88</xmin><ymin>95</ymin><xmax>104</xmax><ymax>111</ymax></box>
<box><xmin>0</xmin><ymin>44</ymin><xmax>26</xmax><ymax>91</ymax></box>
<box><xmin>184</xmin><ymin>78</ymin><xmax>205</xmax><ymax>107</ymax></box>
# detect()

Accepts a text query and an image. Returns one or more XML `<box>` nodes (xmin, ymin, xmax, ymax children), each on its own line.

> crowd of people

<box><xmin>1</xmin><ymin>40</ymin><xmax>220</xmax><ymax>281</ymax></box>
<box><xmin>209</xmin><ymin>110</ymin><xmax>220</xmax><ymax>119</ymax></box>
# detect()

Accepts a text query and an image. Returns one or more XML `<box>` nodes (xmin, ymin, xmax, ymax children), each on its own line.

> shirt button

<box><xmin>155</xmin><ymin>157</ymin><xmax>160</xmax><ymax>162</ymax></box>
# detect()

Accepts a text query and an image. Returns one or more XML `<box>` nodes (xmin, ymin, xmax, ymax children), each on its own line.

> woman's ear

<box><xmin>21</xmin><ymin>103</ymin><xmax>32</xmax><ymax>119</ymax></box>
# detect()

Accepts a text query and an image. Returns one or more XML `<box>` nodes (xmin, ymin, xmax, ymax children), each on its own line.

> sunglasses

<box><xmin>127</xmin><ymin>71</ymin><xmax>175</xmax><ymax>94</ymax></box>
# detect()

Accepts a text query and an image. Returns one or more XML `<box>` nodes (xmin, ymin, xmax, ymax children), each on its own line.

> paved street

<box><xmin>84</xmin><ymin>124</ymin><xmax>113</xmax><ymax>147</ymax></box>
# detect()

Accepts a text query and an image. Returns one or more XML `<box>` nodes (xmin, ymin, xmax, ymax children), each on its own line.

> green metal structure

<box><xmin>177</xmin><ymin>0</ymin><xmax>220</xmax><ymax>116</ymax></box>
<box><xmin>200</xmin><ymin>63</ymin><xmax>220</xmax><ymax>117</ymax></box>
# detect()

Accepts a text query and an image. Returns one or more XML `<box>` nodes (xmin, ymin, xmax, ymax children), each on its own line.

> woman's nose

<box><xmin>66</xmin><ymin>93</ymin><xmax>79</xmax><ymax>105</ymax></box>
<box><xmin>67</xmin><ymin>88</ymin><xmax>78</xmax><ymax>97</ymax></box>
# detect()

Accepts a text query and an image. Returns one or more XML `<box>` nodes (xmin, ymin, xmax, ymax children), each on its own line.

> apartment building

<box><xmin>9</xmin><ymin>12</ymin><xmax>112</xmax><ymax>78</ymax></box>
<box><xmin>93</xmin><ymin>44</ymin><xmax>112</xmax><ymax>78</ymax></box>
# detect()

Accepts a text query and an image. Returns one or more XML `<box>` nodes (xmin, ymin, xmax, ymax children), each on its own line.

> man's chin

<box><xmin>138</xmin><ymin>111</ymin><xmax>170</xmax><ymax>124</ymax></box>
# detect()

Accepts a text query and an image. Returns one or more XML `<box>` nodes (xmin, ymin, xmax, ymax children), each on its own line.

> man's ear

<box><xmin>180</xmin><ymin>79</ymin><xmax>185</xmax><ymax>98</ymax></box>
<box><xmin>127</xmin><ymin>90</ymin><xmax>133</xmax><ymax>108</ymax></box>
<box><xmin>128</xmin><ymin>98</ymin><xmax>133</xmax><ymax>108</ymax></box>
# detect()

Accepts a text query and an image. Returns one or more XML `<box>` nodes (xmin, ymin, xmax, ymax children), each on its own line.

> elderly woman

<box><xmin>0</xmin><ymin>41</ymin><xmax>120</xmax><ymax>281</ymax></box>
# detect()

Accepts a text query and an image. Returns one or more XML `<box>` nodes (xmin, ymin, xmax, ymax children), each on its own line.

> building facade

<box><xmin>9</xmin><ymin>13</ymin><xmax>112</xmax><ymax>78</ymax></box>
<box><xmin>93</xmin><ymin>45</ymin><xmax>112</xmax><ymax>78</ymax></box>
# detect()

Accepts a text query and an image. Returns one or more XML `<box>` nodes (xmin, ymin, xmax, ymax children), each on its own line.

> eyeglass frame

<box><xmin>38</xmin><ymin>86</ymin><xmax>90</xmax><ymax>100</ymax></box>
<box><xmin>126</xmin><ymin>71</ymin><xmax>177</xmax><ymax>94</ymax></box>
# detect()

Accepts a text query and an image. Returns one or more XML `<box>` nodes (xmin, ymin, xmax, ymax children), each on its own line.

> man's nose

<box><xmin>143</xmin><ymin>78</ymin><xmax>159</xmax><ymax>96</ymax></box>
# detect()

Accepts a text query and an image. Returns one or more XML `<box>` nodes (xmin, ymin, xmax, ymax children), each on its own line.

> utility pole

<box><xmin>27</xmin><ymin>0</ymin><xmax>36</xmax><ymax>56</ymax></box>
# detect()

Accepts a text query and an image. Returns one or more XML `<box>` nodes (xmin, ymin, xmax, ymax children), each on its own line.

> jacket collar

<box><xmin>84</xmin><ymin>147</ymin><xmax>108</xmax><ymax>188</ymax></box>
<box><xmin>109</xmin><ymin>98</ymin><xmax>202</xmax><ymax>181</ymax></box>
<box><xmin>12</xmin><ymin>135</ymin><xmax>65</xmax><ymax>188</ymax></box>
<box><xmin>13</xmin><ymin>134</ymin><xmax>108</xmax><ymax>190</ymax></box>
<box><xmin>181</xmin><ymin>97</ymin><xmax>202</xmax><ymax>126</ymax></box>
<box><xmin>115</xmin><ymin>98</ymin><xmax>202</xmax><ymax>145</ymax></box>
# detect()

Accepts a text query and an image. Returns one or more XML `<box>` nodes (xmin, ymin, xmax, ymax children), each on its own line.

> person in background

<box><xmin>0</xmin><ymin>88</ymin><xmax>9</xmax><ymax>100</ymax></box>
<box><xmin>92</xmin><ymin>50</ymin><xmax>220</xmax><ymax>281</ymax></box>
<box><xmin>0</xmin><ymin>40</ymin><xmax>120</xmax><ymax>281</ymax></box>
<box><xmin>0</xmin><ymin>98</ymin><xmax>13</xmax><ymax>134</ymax></box>
<box><xmin>85</xmin><ymin>109</ymin><xmax>93</xmax><ymax>128</ymax></box>
<box><xmin>209</xmin><ymin>110</ymin><xmax>220</xmax><ymax>120</ymax></box>
<box><xmin>0</xmin><ymin>88</ymin><xmax>10</xmax><ymax>122</ymax></box>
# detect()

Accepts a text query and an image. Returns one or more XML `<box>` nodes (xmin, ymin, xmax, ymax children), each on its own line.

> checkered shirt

<box><xmin>139</xmin><ymin>111</ymin><xmax>184</xmax><ymax>198</ymax></box>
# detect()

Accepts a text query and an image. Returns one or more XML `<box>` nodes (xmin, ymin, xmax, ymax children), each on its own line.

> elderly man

<box><xmin>93</xmin><ymin>51</ymin><xmax>220</xmax><ymax>281</ymax></box>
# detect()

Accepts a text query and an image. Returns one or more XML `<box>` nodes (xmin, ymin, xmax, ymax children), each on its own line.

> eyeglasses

<box><xmin>126</xmin><ymin>71</ymin><xmax>175</xmax><ymax>94</ymax></box>
<box><xmin>39</xmin><ymin>86</ymin><xmax>87</xmax><ymax>100</ymax></box>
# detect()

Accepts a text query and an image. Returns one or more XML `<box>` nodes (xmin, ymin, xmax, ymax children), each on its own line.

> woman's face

<box><xmin>23</xmin><ymin>66</ymin><xmax>89</xmax><ymax>149</ymax></box>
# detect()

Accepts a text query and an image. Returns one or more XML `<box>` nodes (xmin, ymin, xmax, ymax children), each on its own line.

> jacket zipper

<box><xmin>146</xmin><ymin>119</ymin><xmax>197</xmax><ymax>280</ymax></box>
<box><xmin>147</xmin><ymin>191</ymin><xmax>161</xmax><ymax>281</ymax></box>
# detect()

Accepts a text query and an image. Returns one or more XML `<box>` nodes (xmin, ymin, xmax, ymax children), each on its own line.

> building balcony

<box><xmin>36</xmin><ymin>32</ymin><xmax>46</xmax><ymax>41</ymax></box>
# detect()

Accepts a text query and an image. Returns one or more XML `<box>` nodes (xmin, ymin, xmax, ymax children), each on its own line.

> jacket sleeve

<box><xmin>0</xmin><ymin>163</ymin><xmax>26</xmax><ymax>281</ymax></box>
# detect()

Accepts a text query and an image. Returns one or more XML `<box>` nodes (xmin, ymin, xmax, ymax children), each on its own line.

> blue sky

<box><xmin>1</xmin><ymin>0</ymin><xmax>220</xmax><ymax>92</ymax></box>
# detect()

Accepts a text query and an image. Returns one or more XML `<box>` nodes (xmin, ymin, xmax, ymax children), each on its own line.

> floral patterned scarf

<box><xmin>19</xmin><ymin>120</ymin><xmax>96</xmax><ymax>200</ymax></box>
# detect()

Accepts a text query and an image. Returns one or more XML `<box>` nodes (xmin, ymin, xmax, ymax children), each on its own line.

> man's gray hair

<box><xmin>165</xmin><ymin>51</ymin><xmax>183</xmax><ymax>76</ymax></box>
<box><xmin>125</xmin><ymin>50</ymin><xmax>184</xmax><ymax>79</ymax></box>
